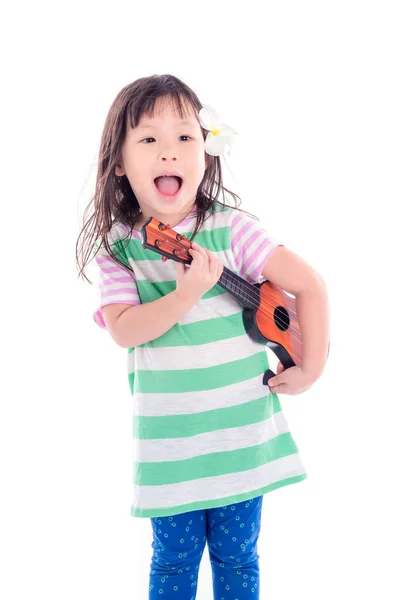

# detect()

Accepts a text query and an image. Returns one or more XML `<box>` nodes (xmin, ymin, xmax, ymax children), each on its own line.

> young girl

<box><xmin>76</xmin><ymin>74</ymin><xmax>329</xmax><ymax>600</ymax></box>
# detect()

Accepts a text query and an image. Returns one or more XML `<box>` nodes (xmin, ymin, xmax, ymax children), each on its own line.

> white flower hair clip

<box><xmin>199</xmin><ymin>104</ymin><xmax>237</xmax><ymax>157</ymax></box>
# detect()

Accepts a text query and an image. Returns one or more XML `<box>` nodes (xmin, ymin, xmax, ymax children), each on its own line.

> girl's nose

<box><xmin>161</xmin><ymin>153</ymin><xmax>177</xmax><ymax>161</ymax></box>
<box><xmin>160</xmin><ymin>143</ymin><xmax>178</xmax><ymax>161</ymax></box>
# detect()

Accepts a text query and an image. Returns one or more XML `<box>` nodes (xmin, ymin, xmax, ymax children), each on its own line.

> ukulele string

<box><xmin>220</xmin><ymin>271</ymin><xmax>301</xmax><ymax>339</ymax></box>
<box><xmin>217</xmin><ymin>265</ymin><xmax>299</xmax><ymax>328</ymax></box>
<box><xmin>222</xmin><ymin>267</ymin><xmax>298</xmax><ymax>319</ymax></box>
<box><xmin>153</xmin><ymin>235</ymin><xmax>301</xmax><ymax>343</ymax></box>
<box><xmin>219</xmin><ymin>272</ymin><xmax>302</xmax><ymax>344</ymax></box>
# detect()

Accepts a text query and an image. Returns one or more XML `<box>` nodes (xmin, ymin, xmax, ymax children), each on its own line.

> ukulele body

<box><xmin>241</xmin><ymin>280</ymin><xmax>303</xmax><ymax>372</ymax></box>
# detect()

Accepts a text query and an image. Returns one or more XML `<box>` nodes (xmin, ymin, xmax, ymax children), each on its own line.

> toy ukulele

<box><xmin>141</xmin><ymin>216</ymin><xmax>304</xmax><ymax>386</ymax></box>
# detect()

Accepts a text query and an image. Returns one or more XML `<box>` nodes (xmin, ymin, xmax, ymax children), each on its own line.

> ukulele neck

<box><xmin>218</xmin><ymin>266</ymin><xmax>261</xmax><ymax>309</ymax></box>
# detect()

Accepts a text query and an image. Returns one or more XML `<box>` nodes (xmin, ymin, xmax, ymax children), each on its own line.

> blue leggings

<box><xmin>149</xmin><ymin>496</ymin><xmax>263</xmax><ymax>599</ymax></box>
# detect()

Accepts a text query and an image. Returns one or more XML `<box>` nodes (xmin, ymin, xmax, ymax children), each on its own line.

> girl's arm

<box><xmin>103</xmin><ymin>242</ymin><xmax>223</xmax><ymax>349</ymax></box>
<box><xmin>261</xmin><ymin>246</ymin><xmax>330</xmax><ymax>379</ymax></box>
<box><xmin>102</xmin><ymin>291</ymin><xmax>197</xmax><ymax>348</ymax></box>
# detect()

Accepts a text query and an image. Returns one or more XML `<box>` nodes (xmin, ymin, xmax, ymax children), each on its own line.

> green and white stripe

<box><xmin>118</xmin><ymin>206</ymin><xmax>306</xmax><ymax>518</ymax></box>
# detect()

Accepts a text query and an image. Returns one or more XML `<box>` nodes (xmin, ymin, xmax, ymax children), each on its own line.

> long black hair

<box><xmin>76</xmin><ymin>73</ymin><xmax>256</xmax><ymax>283</ymax></box>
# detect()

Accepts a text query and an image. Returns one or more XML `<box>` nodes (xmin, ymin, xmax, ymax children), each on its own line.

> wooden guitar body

<box><xmin>243</xmin><ymin>280</ymin><xmax>302</xmax><ymax>370</ymax></box>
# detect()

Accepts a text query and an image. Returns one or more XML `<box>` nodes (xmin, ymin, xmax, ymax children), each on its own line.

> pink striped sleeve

<box><xmin>93</xmin><ymin>228</ymin><xmax>140</xmax><ymax>330</ymax></box>
<box><xmin>230</xmin><ymin>211</ymin><xmax>283</xmax><ymax>284</ymax></box>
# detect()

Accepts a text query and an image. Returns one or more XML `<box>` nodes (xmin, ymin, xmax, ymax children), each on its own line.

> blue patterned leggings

<box><xmin>149</xmin><ymin>496</ymin><xmax>263</xmax><ymax>599</ymax></box>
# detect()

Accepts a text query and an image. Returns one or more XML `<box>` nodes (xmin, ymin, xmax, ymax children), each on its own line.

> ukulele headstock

<box><xmin>140</xmin><ymin>216</ymin><xmax>193</xmax><ymax>264</ymax></box>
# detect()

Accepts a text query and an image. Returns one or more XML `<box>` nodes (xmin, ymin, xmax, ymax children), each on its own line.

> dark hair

<box><xmin>76</xmin><ymin>73</ymin><xmax>256</xmax><ymax>283</ymax></box>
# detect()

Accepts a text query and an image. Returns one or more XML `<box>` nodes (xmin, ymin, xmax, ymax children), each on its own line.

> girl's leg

<box><xmin>149</xmin><ymin>508</ymin><xmax>207</xmax><ymax>600</ymax></box>
<box><xmin>206</xmin><ymin>496</ymin><xmax>263</xmax><ymax>600</ymax></box>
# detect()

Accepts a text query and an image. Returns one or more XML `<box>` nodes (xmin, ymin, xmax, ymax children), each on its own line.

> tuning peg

<box><xmin>158</xmin><ymin>223</ymin><xmax>171</xmax><ymax>231</ymax></box>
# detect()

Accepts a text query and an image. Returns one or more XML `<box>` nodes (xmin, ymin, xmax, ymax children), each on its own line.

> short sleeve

<box><xmin>230</xmin><ymin>211</ymin><xmax>283</xmax><ymax>284</ymax></box>
<box><xmin>93</xmin><ymin>224</ymin><xmax>141</xmax><ymax>330</ymax></box>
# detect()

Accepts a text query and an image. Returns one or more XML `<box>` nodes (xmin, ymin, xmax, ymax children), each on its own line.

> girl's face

<box><xmin>115</xmin><ymin>97</ymin><xmax>207</xmax><ymax>226</ymax></box>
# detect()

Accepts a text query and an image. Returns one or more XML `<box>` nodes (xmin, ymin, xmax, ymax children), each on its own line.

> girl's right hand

<box><xmin>175</xmin><ymin>241</ymin><xmax>224</xmax><ymax>305</ymax></box>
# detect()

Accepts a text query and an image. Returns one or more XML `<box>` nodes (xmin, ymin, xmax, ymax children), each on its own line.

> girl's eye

<box><xmin>142</xmin><ymin>136</ymin><xmax>191</xmax><ymax>143</ymax></box>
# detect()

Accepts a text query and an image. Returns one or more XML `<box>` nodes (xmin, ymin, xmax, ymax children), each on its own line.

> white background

<box><xmin>1</xmin><ymin>1</ymin><xmax>399</xmax><ymax>598</ymax></box>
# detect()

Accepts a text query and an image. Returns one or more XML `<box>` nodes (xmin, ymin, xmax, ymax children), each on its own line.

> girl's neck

<box><xmin>134</xmin><ymin>204</ymin><xmax>197</xmax><ymax>231</ymax></box>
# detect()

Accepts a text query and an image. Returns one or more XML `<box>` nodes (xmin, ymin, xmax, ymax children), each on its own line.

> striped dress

<box><xmin>93</xmin><ymin>205</ymin><xmax>307</xmax><ymax>518</ymax></box>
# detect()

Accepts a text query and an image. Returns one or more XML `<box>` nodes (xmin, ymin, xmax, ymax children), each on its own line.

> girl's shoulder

<box><xmin>205</xmin><ymin>204</ymin><xmax>238</xmax><ymax>228</ymax></box>
<box><xmin>92</xmin><ymin>220</ymin><xmax>132</xmax><ymax>261</ymax></box>
<box><xmin>108</xmin><ymin>220</ymin><xmax>131</xmax><ymax>241</ymax></box>
<box><xmin>205</xmin><ymin>205</ymin><xmax>261</xmax><ymax>232</ymax></box>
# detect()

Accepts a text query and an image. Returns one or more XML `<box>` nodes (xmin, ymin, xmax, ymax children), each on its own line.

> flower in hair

<box><xmin>199</xmin><ymin>104</ymin><xmax>237</xmax><ymax>156</ymax></box>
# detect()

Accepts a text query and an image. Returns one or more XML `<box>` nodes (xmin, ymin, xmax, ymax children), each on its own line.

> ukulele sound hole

<box><xmin>274</xmin><ymin>306</ymin><xmax>290</xmax><ymax>331</ymax></box>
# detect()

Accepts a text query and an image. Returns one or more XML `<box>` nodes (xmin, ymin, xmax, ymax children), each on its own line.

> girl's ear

<box><xmin>115</xmin><ymin>163</ymin><xmax>125</xmax><ymax>176</ymax></box>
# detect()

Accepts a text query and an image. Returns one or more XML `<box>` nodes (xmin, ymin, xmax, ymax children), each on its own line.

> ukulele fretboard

<box><xmin>218</xmin><ymin>266</ymin><xmax>261</xmax><ymax>309</ymax></box>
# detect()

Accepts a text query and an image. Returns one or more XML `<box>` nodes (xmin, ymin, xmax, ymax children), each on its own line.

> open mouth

<box><xmin>153</xmin><ymin>175</ymin><xmax>183</xmax><ymax>196</ymax></box>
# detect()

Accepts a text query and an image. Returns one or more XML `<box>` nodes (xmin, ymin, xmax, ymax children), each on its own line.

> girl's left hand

<box><xmin>268</xmin><ymin>362</ymin><xmax>317</xmax><ymax>395</ymax></box>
